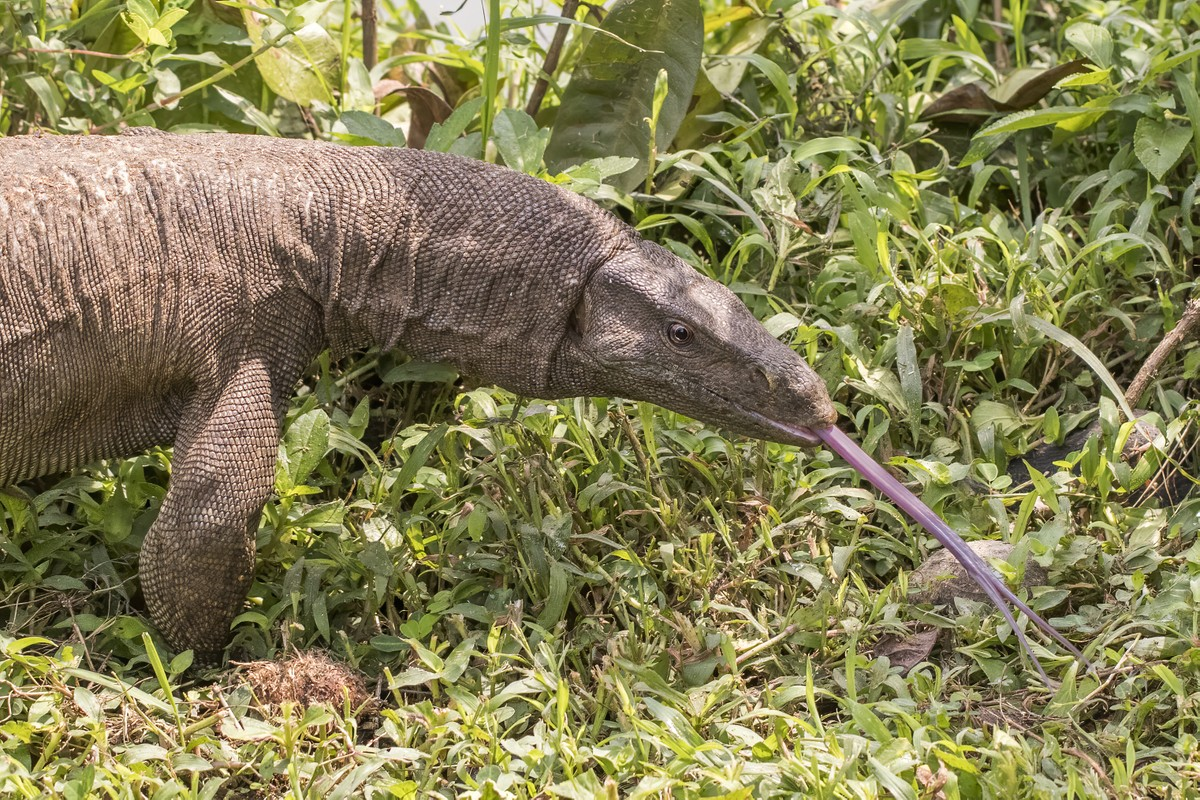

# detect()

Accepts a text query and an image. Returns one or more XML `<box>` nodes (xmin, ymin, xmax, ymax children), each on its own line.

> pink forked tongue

<box><xmin>729</xmin><ymin>405</ymin><xmax>1087</xmax><ymax>681</ymax></box>
<box><xmin>808</xmin><ymin>425</ymin><xmax>1088</xmax><ymax>683</ymax></box>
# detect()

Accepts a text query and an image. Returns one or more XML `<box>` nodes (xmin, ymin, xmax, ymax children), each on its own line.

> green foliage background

<box><xmin>1</xmin><ymin>0</ymin><xmax>1199</xmax><ymax>797</ymax></box>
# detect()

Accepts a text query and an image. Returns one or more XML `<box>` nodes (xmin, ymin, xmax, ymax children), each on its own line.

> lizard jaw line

<box><xmin>703</xmin><ymin>390</ymin><xmax>823</xmax><ymax>446</ymax></box>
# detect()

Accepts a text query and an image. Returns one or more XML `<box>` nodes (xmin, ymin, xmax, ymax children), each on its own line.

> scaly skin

<box><xmin>0</xmin><ymin>130</ymin><xmax>835</xmax><ymax>659</ymax></box>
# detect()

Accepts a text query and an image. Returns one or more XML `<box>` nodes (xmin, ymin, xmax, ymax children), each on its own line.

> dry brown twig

<box><xmin>1125</xmin><ymin>298</ymin><xmax>1200</xmax><ymax>409</ymax></box>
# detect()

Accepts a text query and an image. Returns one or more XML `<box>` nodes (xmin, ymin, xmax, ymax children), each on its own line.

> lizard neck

<box><xmin>313</xmin><ymin>149</ymin><xmax>626</xmax><ymax>397</ymax></box>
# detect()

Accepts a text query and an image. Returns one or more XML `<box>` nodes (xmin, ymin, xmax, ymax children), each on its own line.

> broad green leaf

<box><xmin>125</xmin><ymin>0</ymin><xmax>157</xmax><ymax>22</ymax></box>
<box><xmin>704</xmin><ymin>16</ymin><xmax>774</xmax><ymax>94</ymax></box>
<box><xmin>896</xmin><ymin>323</ymin><xmax>921</xmax><ymax>433</ymax></box>
<box><xmin>151</xmin><ymin>67</ymin><xmax>181</xmax><ymax>108</ymax></box>
<box><xmin>291</xmin><ymin>501</ymin><xmax>346</xmax><ymax>532</ymax></box>
<box><xmin>1151</xmin><ymin>663</ymin><xmax>1185</xmax><ymax>696</ymax></box>
<box><xmin>242</xmin><ymin>1</ymin><xmax>340</xmax><ymax>107</ymax></box>
<box><xmin>546</xmin><ymin>773</ymin><xmax>607</xmax><ymax>799</ymax></box>
<box><xmin>870</xmin><ymin>0</ymin><xmax>935</xmax><ymax>26</ymax></box>
<box><xmin>704</xmin><ymin>4</ymin><xmax>754</xmax><ymax>33</ymax></box>
<box><xmin>544</xmin><ymin>0</ymin><xmax>703</xmax><ymax>192</ymax></box>
<box><xmin>742</xmin><ymin>53</ymin><xmax>797</xmax><ymax>118</ymax></box>
<box><xmin>1043</xmin><ymin>405</ymin><xmax>1061</xmax><ymax>442</ymax></box>
<box><xmin>792</xmin><ymin>136</ymin><xmax>861</xmax><ymax>162</ymax></box>
<box><xmin>92</xmin><ymin>69</ymin><xmax>148</xmax><ymax>96</ymax></box>
<box><xmin>557</xmin><ymin>156</ymin><xmax>640</xmax><ymax>187</ymax></box>
<box><xmin>333</xmin><ymin>110</ymin><xmax>406</xmax><ymax>147</ymax></box>
<box><xmin>763</xmin><ymin>312</ymin><xmax>802</xmax><ymax>338</ymax></box>
<box><xmin>1050</xmin><ymin>98</ymin><xmax>1115</xmax><ymax>141</ymax></box>
<box><xmin>974</xmin><ymin>102</ymin><xmax>1114</xmax><ymax>137</ymax></box>
<box><xmin>642</xmin><ymin>697</ymin><xmax>704</xmax><ymax>747</ymax></box>
<box><xmin>168</xmin><ymin>52</ymin><xmax>232</xmax><ymax>68</ymax></box>
<box><xmin>957</xmin><ymin>129</ymin><xmax>1010</xmax><ymax>167</ymax></box>
<box><xmin>171</xmin><ymin>754</ymin><xmax>212</xmax><ymax>773</ymax></box>
<box><xmin>537</xmin><ymin>563</ymin><xmax>570</xmax><ymax>627</ymax></box>
<box><xmin>849</xmin><ymin>701</ymin><xmax>893</xmax><ymax>743</ymax></box>
<box><xmin>146</xmin><ymin>8</ymin><xmax>187</xmax><ymax>46</ymax></box>
<box><xmin>384</xmin><ymin>424</ymin><xmax>449</xmax><ymax>510</ymax></box>
<box><xmin>121</xmin><ymin>744</ymin><xmax>169</xmax><ymax>763</ymax></box>
<box><xmin>342</xmin><ymin>58</ymin><xmax>375</xmax><ymax>112</ymax></box>
<box><xmin>424</xmin><ymin>97</ymin><xmax>484</xmax><ymax>153</ymax></box>
<box><xmin>1065</xmin><ymin>22</ymin><xmax>1113</xmax><ymax>68</ymax></box>
<box><xmin>278</xmin><ymin>408</ymin><xmax>330</xmax><ymax>491</ymax></box>
<box><xmin>750</xmin><ymin>155</ymin><xmax>796</xmax><ymax>217</ymax></box>
<box><xmin>22</xmin><ymin>76</ymin><xmax>65</xmax><ymax>125</ymax></box>
<box><xmin>946</xmin><ymin>350</ymin><xmax>1000</xmax><ymax>371</ymax></box>
<box><xmin>220</xmin><ymin>715</ymin><xmax>281</xmax><ymax>741</ymax></box>
<box><xmin>492</xmin><ymin>108</ymin><xmax>549</xmax><ymax>174</ymax></box>
<box><xmin>210</xmin><ymin>85</ymin><xmax>281</xmax><ymax>136</ymax></box>
<box><xmin>868</xmin><ymin>756</ymin><xmax>919</xmax><ymax>800</ymax></box>
<box><xmin>121</xmin><ymin>11</ymin><xmax>153</xmax><ymax>45</ymax></box>
<box><xmin>1134</xmin><ymin>117</ymin><xmax>1193</xmax><ymax>180</ymax></box>
<box><xmin>1055</xmin><ymin>67</ymin><xmax>1111</xmax><ymax>88</ymax></box>
<box><xmin>971</xmin><ymin>400</ymin><xmax>1025</xmax><ymax>436</ymax></box>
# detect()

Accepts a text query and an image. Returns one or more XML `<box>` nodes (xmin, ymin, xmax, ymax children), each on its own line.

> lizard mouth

<box><xmin>719</xmin><ymin>399</ymin><xmax>822</xmax><ymax>445</ymax></box>
<box><xmin>683</xmin><ymin>383</ymin><xmax>823</xmax><ymax>445</ymax></box>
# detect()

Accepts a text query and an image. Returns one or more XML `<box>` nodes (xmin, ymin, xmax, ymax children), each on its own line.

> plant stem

<box><xmin>95</xmin><ymin>33</ymin><xmax>287</xmax><ymax>133</ymax></box>
<box><xmin>341</xmin><ymin>0</ymin><xmax>354</xmax><ymax>97</ymax></box>
<box><xmin>363</xmin><ymin>0</ymin><xmax>377</xmax><ymax>70</ymax></box>
<box><xmin>481</xmin><ymin>0</ymin><xmax>502</xmax><ymax>159</ymax></box>
<box><xmin>525</xmin><ymin>0</ymin><xmax>579</xmax><ymax>117</ymax></box>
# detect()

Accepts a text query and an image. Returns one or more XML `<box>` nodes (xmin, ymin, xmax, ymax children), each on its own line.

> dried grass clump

<box><xmin>234</xmin><ymin>651</ymin><xmax>372</xmax><ymax>714</ymax></box>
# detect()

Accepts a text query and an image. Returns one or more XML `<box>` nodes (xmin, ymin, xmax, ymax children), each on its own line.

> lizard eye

<box><xmin>666</xmin><ymin>322</ymin><xmax>694</xmax><ymax>347</ymax></box>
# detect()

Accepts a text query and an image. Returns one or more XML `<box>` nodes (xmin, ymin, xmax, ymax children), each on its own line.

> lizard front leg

<box><xmin>140</xmin><ymin>359</ymin><xmax>282</xmax><ymax>661</ymax></box>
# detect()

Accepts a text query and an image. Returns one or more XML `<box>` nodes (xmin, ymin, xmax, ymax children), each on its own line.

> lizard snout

<box><xmin>749</xmin><ymin>355</ymin><xmax>838</xmax><ymax>432</ymax></box>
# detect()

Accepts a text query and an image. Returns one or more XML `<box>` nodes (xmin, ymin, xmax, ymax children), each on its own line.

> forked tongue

<box><xmin>808</xmin><ymin>425</ymin><xmax>1088</xmax><ymax>683</ymax></box>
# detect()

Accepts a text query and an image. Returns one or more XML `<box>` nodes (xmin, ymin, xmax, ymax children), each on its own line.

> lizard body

<box><xmin>0</xmin><ymin>131</ymin><xmax>1080</xmax><ymax>677</ymax></box>
<box><xmin>0</xmin><ymin>131</ymin><xmax>831</xmax><ymax>658</ymax></box>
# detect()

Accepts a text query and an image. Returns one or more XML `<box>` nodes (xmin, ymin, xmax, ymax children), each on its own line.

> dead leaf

<box><xmin>919</xmin><ymin>82</ymin><xmax>1012</xmax><ymax>126</ymax></box>
<box><xmin>1002</xmin><ymin>58</ymin><xmax>1091</xmax><ymax>109</ymax></box>
<box><xmin>873</xmin><ymin>627</ymin><xmax>938</xmax><ymax>673</ymax></box>
<box><xmin>916</xmin><ymin>763</ymin><xmax>951</xmax><ymax>800</ymax></box>
<box><xmin>920</xmin><ymin>59</ymin><xmax>1092</xmax><ymax>129</ymax></box>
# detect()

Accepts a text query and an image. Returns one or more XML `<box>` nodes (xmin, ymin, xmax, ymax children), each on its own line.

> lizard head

<box><xmin>546</xmin><ymin>230</ymin><xmax>1087</xmax><ymax>682</ymax></box>
<box><xmin>551</xmin><ymin>238</ymin><xmax>837</xmax><ymax>444</ymax></box>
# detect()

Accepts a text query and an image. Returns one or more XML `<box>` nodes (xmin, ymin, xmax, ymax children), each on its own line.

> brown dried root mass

<box><xmin>234</xmin><ymin>651</ymin><xmax>372</xmax><ymax>713</ymax></box>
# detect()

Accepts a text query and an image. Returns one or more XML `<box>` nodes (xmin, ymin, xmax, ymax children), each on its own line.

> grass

<box><xmin>2</xmin><ymin>0</ymin><xmax>1200</xmax><ymax>797</ymax></box>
